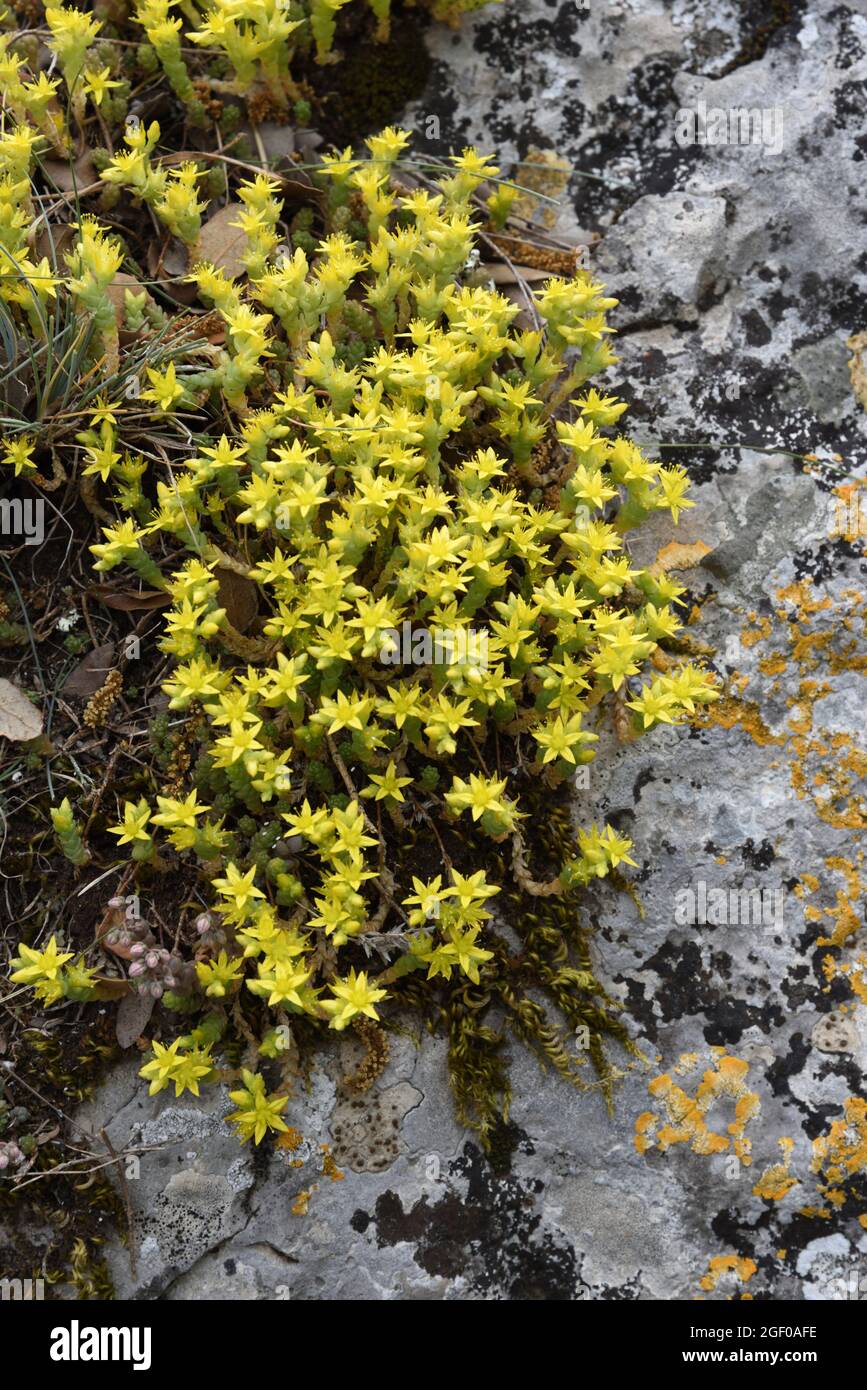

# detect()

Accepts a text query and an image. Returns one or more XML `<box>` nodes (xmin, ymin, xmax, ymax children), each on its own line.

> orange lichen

<box><xmin>320</xmin><ymin>1143</ymin><xmax>345</xmax><ymax>1182</ymax></box>
<box><xmin>699</xmin><ymin>1254</ymin><xmax>757</xmax><ymax>1293</ymax></box>
<box><xmin>811</xmin><ymin>1097</ymin><xmax>867</xmax><ymax>1191</ymax></box>
<box><xmin>752</xmin><ymin>1138</ymin><xmax>799</xmax><ymax>1202</ymax></box>
<box><xmin>275</xmin><ymin>1126</ymin><xmax>304</xmax><ymax>1153</ymax></box>
<box><xmin>697</xmin><ymin>697</ymin><xmax>781</xmax><ymax>748</ymax></box>
<box><xmin>636</xmin><ymin>1054</ymin><xmax>760</xmax><ymax>1164</ymax></box>
<box><xmin>741</xmin><ymin>616</ymin><xmax>773</xmax><ymax>649</ymax></box>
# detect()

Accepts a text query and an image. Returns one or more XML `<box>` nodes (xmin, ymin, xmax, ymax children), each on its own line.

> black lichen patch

<box><xmin>637</xmin><ymin>939</ymin><xmax>785</xmax><ymax>1045</ymax></box>
<box><xmin>740</xmin><ymin>838</ymin><xmax>776</xmax><ymax>871</ymax></box>
<box><xmin>357</xmin><ymin>1140</ymin><xmax>585</xmax><ymax>1297</ymax></box>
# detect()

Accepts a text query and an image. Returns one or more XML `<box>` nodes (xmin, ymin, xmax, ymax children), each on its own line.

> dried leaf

<box><xmin>478</xmin><ymin>263</ymin><xmax>553</xmax><ymax>285</ymax></box>
<box><xmin>0</xmin><ymin>678</ymin><xmax>43</xmax><ymax>741</ymax></box>
<box><xmin>63</xmin><ymin>642</ymin><xmax>116</xmax><ymax>698</ymax></box>
<box><xmin>197</xmin><ymin>203</ymin><xmax>247</xmax><ymax>280</ymax></box>
<box><xmin>91</xmin><ymin>975</ymin><xmax>131</xmax><ymax>1001</ymax></box>
<box><xmin>89</xmin><ymin>583</ymin><xmax>170</xmax><ymax>611</ymax></box>
<box><xmin>33</xmin><ymin>222</ymin><xmax>76</xmax><ymax>266</ymax></box>
<box><xmin>42</xmin><ymin>150</ymin><xmax>96</xmax><ymax>194</ymax></box>
<box><xmin>216</xmin><ymin>566</ymin><xmax>258</xmax><ymax>633</ymax></box>
<box><xmin>115</xmin><ymin>990</ymin><xmax>156</xmax><ymax>1049</ymax></box>
<box><xmin>102</xmin><ymin>936</ymin><xmax>135</xmax><ymax>963</ymax></box>
<box><xmin>651</xmin><ymin>540</ymin><xmax>713</xmax><ymax>575</ymax></box>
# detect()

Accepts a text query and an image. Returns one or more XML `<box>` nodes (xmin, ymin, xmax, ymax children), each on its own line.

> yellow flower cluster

<box><xmin>86</xmin><ymin>131</ymin><xmax>718</xmax><ymax>1032</ymax></box>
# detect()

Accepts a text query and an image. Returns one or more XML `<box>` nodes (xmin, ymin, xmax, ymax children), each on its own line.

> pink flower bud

<box><xmin>130</xmin><ymin>943</ymin><xmax>145</xmax><ymax>959</ymax></box>
<box><xmin>195</xmin><ymin>913</ymin><xmax>211</xmax><ymax>934</ymax></box>
<box><xmin>129</xmin><ymin>962</ymin><xmax>145</xmax><ymax>977</ymax></box>
<box><xmin>145</xmin><ymin>952</ymin><xmax>159</xmax><ymax>970</ymax></box>
<box><xmin>149</xmin><ymin>982</ymin><xmax>163</xmax><ymax>999</ymax></box>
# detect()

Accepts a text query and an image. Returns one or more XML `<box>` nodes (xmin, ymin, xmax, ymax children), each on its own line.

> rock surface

<box><xmin>76</xmin><ymin>0</ymin><xmax>867</xmax><ymax>1300</ymax></box>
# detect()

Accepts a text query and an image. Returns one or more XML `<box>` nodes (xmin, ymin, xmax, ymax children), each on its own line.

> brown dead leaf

<box><xmin>91</xmin><ymin>975</ymin><xmax>131</xmax><ymax>1001</ymax></box>
<box><xmin>42</xmin><ymin>149</ymin><xmax>96</xmax><ymax>194</ymax></box>
<box><xmin>216</xmin><ymin>567</ymin><xmax>259</xmax><ymax>633</ymax></box>
<box><xmin>102</xmin><ymin>936</ymin><xmax>135</xmax><ymax>962</ymax></box>
<box><xmin>88</xmin><ymin>583</ymin><xmax>170</xmax><ymax>612</ymax></box>
<box><xmin>63</xmin><ymin>642</ymin><xmax>116</xmax><ymax>698</ymax></box>
<box><xmin>480</xmin><ymin>263</ymin><xmax>553</xmax><ymax>285</ymax></box>
<box><xmin>197</xmin><ymin>203</ymin><xmax>247</xmax><ymax>280</ymax></box>
<box><xmin>115</xmin><ymin>990</ymin><xmax>156</xmax><ymax>1049</ymax></box>
<box><xmin>651</xmin><ymin>540</ymin><xmax>712</xmax><ymax>575</ymax></box>
<box><xmin>33</xmin><ymin>222</ymin><xmax>76</xmax><ymax>266</ymax></box>
<box><xmin>0</xmin><ymin>678</ymin><xmax>43</xmax><ymax>741</ymax></box>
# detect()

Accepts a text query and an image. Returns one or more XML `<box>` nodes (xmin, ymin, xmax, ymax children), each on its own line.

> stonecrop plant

<box><xmin>1</xmin><ymin>5</ymin><xmax>717</xmax><ymax>1146</ymax></box>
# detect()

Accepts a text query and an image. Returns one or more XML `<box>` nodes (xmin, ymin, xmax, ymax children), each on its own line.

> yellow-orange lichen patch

<box><xmin>775</xmin><ymin>581</ymin><xmax>833</xmax><ymax>619</ymax></box>
<box><xmin>759</xmin><ymin>653</ymin><xmax>788</xmax><ymax>677</ymax></box>
<box><xmin>811</xmin><ymin>1097</ymin><xmax>867</xmax><ymax>1191</ymax></box>
<box><xmin>275</xmin><ymin>1126</ymin><xmax>304</xmax><ymax>1153</ymax></box>
<box><xmin>841</xmin><ymin>956</ymin><xmax>867</xmax><ymax>1005</ymax></box>
<box><xmin>752</xmin><ymin>1138</ymin><xmax>799</xmax><ymax>1202</ymax></box>
<box><xmin>320</xmin><ymin>1143</ymin><xmax>345</xmax><ymax>1182</ymax></box>
<box><xmin>699</xmin><ymin>1254</ymin><xmax>758</xmax><ymax>1293</ymax></box>
<box><xmin>741</xmin><ymin>616</ymin><xmax>773</xmax><ymax>649</ymax></box>
<box><xmin>815</xmin><ymin>857</ymin><xmax>864</xmax><ymax>948</ymax></box>
<box><xmin>697</xmin><ymin>697</ymin><xmax>782</xmax><ymax>748</ymax></box>
<box><xmin>636</xmin><ymin>1054</ymin><xmax>760</xmax><ymax>1164</ymax></box>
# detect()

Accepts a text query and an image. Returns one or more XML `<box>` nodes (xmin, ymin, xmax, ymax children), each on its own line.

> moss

<box><xmin>304</xmin><ymin>13</ymin><xmax>433</xmax><ymax>146</ymax></box>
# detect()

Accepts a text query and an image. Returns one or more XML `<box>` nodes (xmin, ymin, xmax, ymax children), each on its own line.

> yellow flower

<box><xmin>321</xmin><ymin>968</ymin><xmax>388</xmax><ymax>1031</ymax></box>
<box><xmin>1</xmin><ymin>435</ymin><xmax>37</xmax><ymax>476</ymax></box>
<box><xmin>82</xmin><ymin>65</ymin><xmax>121</xmax><ymax>106</ymax></box>
<box><xmin>10</xmin><ymin>936</ymin><xmax>73</xmax><ymax>986</ymax></box>
<box><xmin>211</xmin><ymin>862</ymin><xmax>265</xmax><ymax>917</ymax></box>
<box><xmin>108</xmin><ymin>798</ymin><xmax>152</xmax><ymax>845</ymax></box>
<box><xmin>142</xmin><ymin>360</ymin><xmax>184</xmax><ymax>412</ymax></box>
<box><xmin>139</xmin><ymin>1039</ymin><xmax>214</xmax><ymax>1097</ymax></box>
<box><xmin>227</xmin><ymin>1070</ymin><xmax>289</xmax><ymax>1145</ymax></box>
